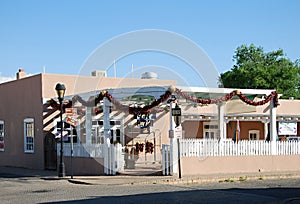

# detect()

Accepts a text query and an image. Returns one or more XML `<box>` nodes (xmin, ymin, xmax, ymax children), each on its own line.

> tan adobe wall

<box><xmin>181</xmin><ymin>155</ymin><xmax>300</xmax><ymax>176</ymax></box>
<box><xmin>42</xmin><ymin>73</ymin><xmax>176</xmax><ymax>98</ymax></box>
<box><xmin>182</xmin><ymin>121</ymin><xmax>203</xmax><ymax>138</ymax></box>
<box><xmin>0</xmin><ymin>74</ymin><xmax>45</xmax><ymax>169</ymax></box>
<box><xmin>63</xmin><ymin>157</ymin><xmax>104</xmax><ymax>175</ymax></box>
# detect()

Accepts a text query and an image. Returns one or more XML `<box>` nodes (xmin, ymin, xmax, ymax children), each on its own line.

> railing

<box><xmin>58</xmin><ymin>143</ymin><xmax>105</xmax><ymax>158</ymax></box>
<box><xmin>180</xmin><ymin>139</ymin><xmax>300</xmax><ymax>157</ymax></box>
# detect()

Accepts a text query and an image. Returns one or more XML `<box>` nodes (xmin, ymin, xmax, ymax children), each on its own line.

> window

<box><xmin>24</xmin><ymin>118</ymin><xmax>34</xmax><ymax>153</ymax></box>
<box><xmin>249</xmin><ymin>130</ymin><xmax>260</xmax><ymax>140</ymax></box>
<box><xmin>111</xmin><ymin>128</ymin><xmax>121</xmax><ymax>143</ymax></box>
<box><xmin>91</xmin><ymin>119</ymin><xmax>123</xmax><ymax>145</ymax></box>
<box><xmin>0</xmin><ymin>121</ymin><xmax>4</xmax><ymax>151</ymax></box>
<box><xmin>91</xmin><ymin>126</ymin><xmax>102</xmax><ymax>144</ymax></box>
<box><xmin>56</xmin><ymin>121</ymin><xmax>78</xmax><ymax>143</ymax></box>
<box><xmin>203</xmin><ymin>122</ymin><xmax>218</xmax><ymax>139</ymax></box>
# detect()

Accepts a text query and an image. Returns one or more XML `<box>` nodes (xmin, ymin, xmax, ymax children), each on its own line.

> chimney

<box><xmin>16</xmin><ymin>69</ymin><xmax>27</xmax><ymax>80</ymax></box>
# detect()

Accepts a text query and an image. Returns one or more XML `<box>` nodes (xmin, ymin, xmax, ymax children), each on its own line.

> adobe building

<box><xmin>1</xmin><ymin>69</ymin><xmax>300</xmax><ymax>176</ymax></box>
<box><xmin>0</xmin><ymin>69</ymin><xmax>176</xmax><ymax>171</ymax></box>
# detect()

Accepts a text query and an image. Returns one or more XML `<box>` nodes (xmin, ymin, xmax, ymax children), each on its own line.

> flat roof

<box><xmin>63</xmin><ymin>85</ymin><xmax>277</xmax><ymax>105</ymax></box>
<box><xmin>177</xmin><ymin>86</ymin><xmax>275</xmax><ymax>95</ymax></box>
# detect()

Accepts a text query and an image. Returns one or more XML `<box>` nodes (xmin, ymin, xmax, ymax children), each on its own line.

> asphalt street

<box><xmin>1</xmin><ymin>168</ymin><xmax>300</xmax><ymax>204</ymax></box>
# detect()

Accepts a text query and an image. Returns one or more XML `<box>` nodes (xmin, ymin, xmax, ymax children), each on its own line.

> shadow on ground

<box><xmin>42</xmin><ymin>187</ymin><xmax>300</xmax><ymax>204</ymax></box>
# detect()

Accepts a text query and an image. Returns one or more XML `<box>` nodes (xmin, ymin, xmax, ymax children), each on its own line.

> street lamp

<box><xmin>168</xmin><ymin>95</ymin><xmax>182</xmax><ymax>178</ymax></box>
<box><xmin>55</xmin><ymin>83</ymin><xmax>66</xmax><ymax>177</ymax></box>
<box><xmin>172</xmin><ymin>103</ymin><xmax>181</xmax><ymax>128</ymax></box>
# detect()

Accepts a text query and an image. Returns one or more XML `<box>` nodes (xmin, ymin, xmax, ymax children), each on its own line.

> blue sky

<box><xmin>0</xmin><ymin>0</ymin><xmax>299</xmax><ymax>86</ymax></box>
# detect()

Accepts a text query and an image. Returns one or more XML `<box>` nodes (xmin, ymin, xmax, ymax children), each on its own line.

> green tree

<box><xmin>219</xmin><ymin>44</ymin><xmax>300</xmax><ymax>99</ymax></box>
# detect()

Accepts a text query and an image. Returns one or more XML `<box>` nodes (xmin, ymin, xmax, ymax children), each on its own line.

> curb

<box><xmin>151</xmin><ymin>172</ymin><xmax>300</xmax><ymax>185</ymax></box>
<box><xmin>68</xmin><ymin>179</ymin><xmax>93</xmax><ymax>185</ymax></box>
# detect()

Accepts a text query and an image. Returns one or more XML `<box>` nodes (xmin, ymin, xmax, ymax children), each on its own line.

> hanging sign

<box><xmin>174</xmin><ymin>125</ymin><xmax>183</xmax><ymax>139</ymax></box>
<box><xmin>66</xmin><ymin>117</ymin><xmax>77</xmax><ymax>126</ymax></box>
<box><xmin>278</xmin><ymin>122</ymin><xmax>297</xmax><ymax>135</ymax></box>
<box><xmin>65</xmin><ymin>108</ymin><xmax>77</xmax><ymax>116</ymax></box>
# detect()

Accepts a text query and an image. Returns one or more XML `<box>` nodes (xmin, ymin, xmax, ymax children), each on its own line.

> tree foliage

<box><xmin>219</xmin><ymin>44</ymin><xmax>300</xmax><ymax>99</ymax></box>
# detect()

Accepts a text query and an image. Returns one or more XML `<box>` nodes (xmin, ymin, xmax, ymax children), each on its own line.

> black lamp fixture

<box><xmin>167</xmin><ymin>95</ymin><xmax>182</xmax><ymax>127</ymax></box>
<box><xmin>167</xmin><ymin>95</ymin><xmax>177</xmax><ymax>104</ymax></box>
<box><xmin>55</xmin><ymin>83</ymin><xmax>66</xmax><ymax>177</ymax></box>
<box><xmin>172</xmin><ymin>103</ymin><xmax>181</xmax><ymax>128</ymax></box>
<box><xmin>55</xmin><ymin>83</ymin><xmax>66</xmax><ymax>103</ymax></box>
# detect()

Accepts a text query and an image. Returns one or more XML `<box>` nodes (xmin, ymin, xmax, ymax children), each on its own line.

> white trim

<box><xmin>203</xmin><ymin>122</ymin><xmax>219</xmax><ymax>139</ymax></box>
<box><xmin>176</xmin><ymin>86</ymin><xmax>275</xmax><ymax>95</ymax></box>
<box><xmin>249</xmin><ymin>130</ymin><xmax>260</xmax><ymax>140</ymax></box>
<box><xmin>24</xmin><ymin>118</ymin><xmax>34</xmax><ymax>153</ymax></box>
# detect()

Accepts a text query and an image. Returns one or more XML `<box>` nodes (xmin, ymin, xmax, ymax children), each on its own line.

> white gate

<box><xmin>104</xmin><ymin>143</ymin><xmax>125</xmax><ymax>175</ymax></box>
<box><xmin>162</xmin><ymin>144</ymin><xmax>172</xmax><ymax>175</ymax></box>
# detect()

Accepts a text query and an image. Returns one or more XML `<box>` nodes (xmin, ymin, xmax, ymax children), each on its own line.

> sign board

<box><xmin>174</xmin><ymin>125</ymin><xmax>183</xmax><ymax>139</ymax></box>
<box><xmin>55</xmin><ymin>131</ymin><xmax>69</xmax><ymax>139</ymax></box>
<box><xmin>65</xmin><ymin>108</ymin><xmax>77</xmax><ymax>116</ymax></box>
<box><xmin>172</xmin><ymin>108</ymin><xmax>181</xmax><ymax>116</ymax></box>
<box><xmin>171</xmin><ymin>106</ymin><xmax>181</xmax><ymax>116</ymax></box>
<box><xmin>66</xmin><ymin>117</ymin><xmax>77</xmax><ymax>126</ymax></box>
<box><xmin>278</xmin><ymin>122</ymin><xmax>297</xmax><ymax>135</ymax></box>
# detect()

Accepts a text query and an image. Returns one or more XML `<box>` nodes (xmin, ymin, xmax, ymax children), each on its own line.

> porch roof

<box><xmin>176</xmin><ymin>86</ymin><xmax>275</xmax><ymax>100</ymax></box>
<box><xmin>65</xmin><ymin>85</ymin><xmax>276</xmax><ymax>104</ymax></box>
<box><xmin>182</xmin><ymin>113</ymin><xmax>300</xmax><ymax>122</ymax></box>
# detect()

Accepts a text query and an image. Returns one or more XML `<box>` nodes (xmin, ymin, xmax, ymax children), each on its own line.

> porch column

<box><xmin>103</xmin><ymin>97</ymin><xmax>111</xmax><ymax>175</ymax></box>
<box><xmin>218</xmin><ymin>102</ymin><xmax>225</xmax><ymax>140</ymax></box>
<box><xmin>263</xmin><ymin>120</ymin><xmax>269</xmax><ymax>140</ymax></box>
<box><xmin>270</xmin><ymin>98</ymin><xmax>277</xmax><ymax>155</ymax></box>
<box><xmin>223</xmin><ymin>119</ymin><xmax>228</xmax><ymax>140</ymax></box>
<box><xmin>169</xmin><ymin>102</ymin><xmax>177</xmax><ymax>175</ymax></box>
<box><xmin>85</xmin><ymin>107</ymin><xmax>92</xmax><ymax>144</ymax></box>
<box><xmin>103</xmin><ymin>97</ymin><xmax>111</xmax><ymax>140</ymax></box>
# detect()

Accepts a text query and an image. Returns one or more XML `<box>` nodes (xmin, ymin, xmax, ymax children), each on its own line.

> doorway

<box><xmin>44</xmin><ymin>133</ymin><xmax>57</xmax><ymax>170</ymax></box>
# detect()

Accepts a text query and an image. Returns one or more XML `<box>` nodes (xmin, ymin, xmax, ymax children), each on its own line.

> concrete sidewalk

<box><xmin>1</xmin><ymin>166</ymin><xmax>300</xmax><ymax>186</ymax></box>
<box><xmin>68</xmin><ymin>171</ymin><xmax>300</xmax><ymax>186</ymax></box>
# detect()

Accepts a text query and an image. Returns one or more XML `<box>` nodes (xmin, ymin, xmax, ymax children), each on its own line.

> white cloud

<box><xmin>0</xmin><ymin>73</ymin><xmax>15</xmax><ymax>84</ymax></box>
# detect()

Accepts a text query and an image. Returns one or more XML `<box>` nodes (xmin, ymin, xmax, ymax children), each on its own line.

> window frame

<box><xmin>24</xmin><ymin>118</ymin><xmax>35</xmax><ymax>153</ymax></box>
<box><xmin>91</xmin><ymin>118</ymin><xmax>124</xmax><ymax>145</ymax></box>
<box><xmin>248</xmin><ymin>130</ymin><xmax>260</xmax><ymax>140</ymax></box>
<box><xmin>0</xmin><ymin>120</ymin><xmax>4</xmax><ymax>151</ymax></box>
<box><xmin>203</xmin><ymin>122</ymin><xmax>219</xmax><ymax>139</ymax></box>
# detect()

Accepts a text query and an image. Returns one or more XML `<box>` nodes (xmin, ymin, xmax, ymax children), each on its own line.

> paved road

<box><xmin>1</xmin><ymin>170</ymin><xmax>300</xmax><ymax>203</ymax></box>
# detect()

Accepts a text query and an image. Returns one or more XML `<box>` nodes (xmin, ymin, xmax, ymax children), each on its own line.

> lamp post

<box><xmin>55</xmin><ymin>83</ymin><xmax>66</xmax><ymax>177</ymax></box>
<box><xmin>167</xmin><ymin>95</ymin><xmax>182</xmax><ymax>178</ymax></box>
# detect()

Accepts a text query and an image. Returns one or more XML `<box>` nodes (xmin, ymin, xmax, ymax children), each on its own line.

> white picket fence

<box><xmin>180</xmin><ymin>139</ymin><xmax>300</xmax><ymax>157</ymax></box>
<box><xmin>161</xmin><ymin>144</ymin><xmax>172</xmax><ymax>175</ymax></box>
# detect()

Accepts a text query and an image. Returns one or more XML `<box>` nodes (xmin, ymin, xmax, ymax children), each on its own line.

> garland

<box><xmin>48</xmin><ymin>98</ymin><xmax>72</xmax><ymax>110</ymax></box>
<box><xmin>49</xmin><ymin>86</ymin><xmax>279</xmax><ymax>115</ymax></box>
<box><xmin>175</xmin><ymin>89</ymin><xmax>278</xmax><ymax>107</ymax></box>
<box><xmin>49</xmin><ymin>87</ymin><xmax>173</xmax><ymax>115</ymax></box>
